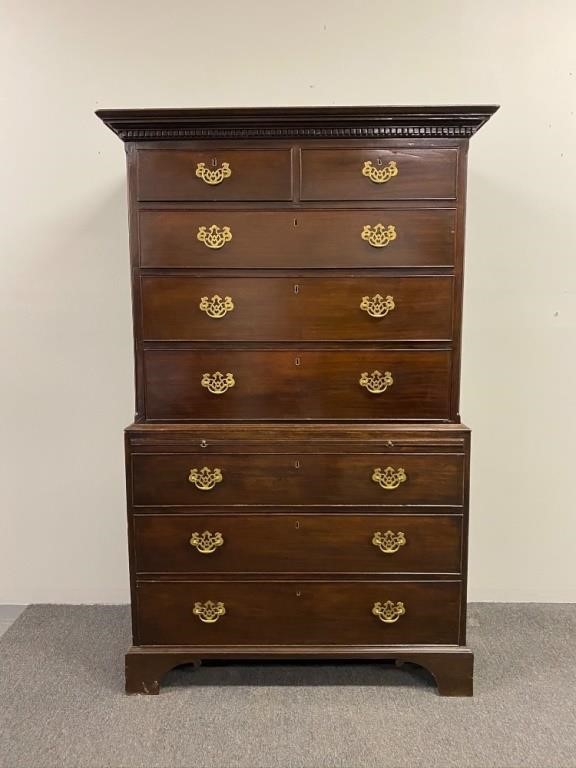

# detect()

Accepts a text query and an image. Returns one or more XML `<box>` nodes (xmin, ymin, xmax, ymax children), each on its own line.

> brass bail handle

<box><xmin>188</xmin><ymin>467</ymin><xmax>223</xmax><ymax>490</ymax></box>
<box><xmin>190</xmin><ymin>531</ymin><xmax>224</xmax><ymax>554</ymax></box>
<box><xmin>362</xmin><ymin>159</ymin><xmax>398</xmax><ymax>184</ymax></box>
<box><xmin>195</xmin><ymin>161</ymin><xmax>232</xmax><ymax>185</ymax></box>
<box><xmin>193</xmin><ymin>601</ymin><xmax>226</xmax><ymax>623</ymax></box>
<box><xmin>372</xmin><ymin>600</ymin><xmax>406</xmax><ymax>623</ymax></box>
<box><xmin>372</xmin><ymin>530</ymin><xmax>407</xmax><ymax>554</ymax></box>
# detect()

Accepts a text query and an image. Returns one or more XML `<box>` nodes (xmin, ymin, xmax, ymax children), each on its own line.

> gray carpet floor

<box><xmin>0</xmin><ymin>604</ymin><xmax>574</xmax><ymax>768</ymax></box>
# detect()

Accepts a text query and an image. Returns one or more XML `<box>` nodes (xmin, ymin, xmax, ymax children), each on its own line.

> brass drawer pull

<box><xmin>188</xmin><ymin>467</ymin><xmax>223</xmax><ymax>490</ymax></box>
<box><xmin>201</xmin><ymin>371</ymin><xmax>235</xmax><ymax>394</ymax></box>
<box><xmin>360</xmin><ymin>294</ymin><xmax>395</xmax><ymax>318</ymax></box>
<box><xmin>361</xmin><ymin>223</ymin><xmax>397</xmax><ymax>248</ymax></box>
<box><xmin>199</xmin><ymin>295</ymin><xmax>234</xmax><ymax>318</ymax></box>
<box><xmin>190</xmin><ymin>531</ymin><xmax>224</xmax><ymax>554</ymax></box>
<box><xmin>195</xmin><ymin>161</ymin><xmax>232</xmax><ymax>185</ymax></box>
<box><xmin>362</xmin><ymin>159</ymin><xmax>398</xmax><ymax>184</ymax></box>
<box><xmin>372</xmin><ymin>600</ymin><xmax>406</xmax><ymax>623</ymax></box>
<box><xmin>372</xmin><ymin>530</ymin><xmax>407</xmax><ymax>554</ymax></box>
<box><xmin>193</xmin><ymin>600</ymin><xmax>226</xmax><ymax>623</ymax></box>
<box><xmin>372</xmin><ymin>467</ymin><xmax>407</xmax><ymax>490</ymax></box>
<box><xmin>197</xmin><ymin>224</ymin><xmax>233</xmax><ymax>249</ymax></box>
<box><xmin>359</xmin><ymin>370</ymin><xmax>393</xmax><ymax>394</ymax></box>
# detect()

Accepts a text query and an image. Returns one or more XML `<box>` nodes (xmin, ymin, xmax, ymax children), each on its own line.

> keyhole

<box><xmin>200</xmin><ymin>439</ymin><xmax>208</xmax><ymax>448</ymax></box>
<box><xmin>294</xmin><ymin>284</ymin><xmax>299</xmax><ymax>295</ymax></box>
<box><xmin>295</xmin><ymin>357</ymin><xmax>301</xmax><ymax>366</ymax></box>
<box><xmin>211</xmin><ymin>157</ymin><xmax>217</xmax><ymax>167</ymax></box>
<box><xmin>294</xmin><ymin>460</ymin><xmax>300</xmax><ymax>469</ymax></box>
<box><xmin>377</xmin><ymin>157</ymin><xmax>383</xmax><ymax>166</ymax></box>
<box><xmin>295</xmin><ymin>520</ymin><xmax>300</xmax><ymax>529</ymax></box>
<box><xmin>296</xmin><ymin>591</ymin><xmax>301</xmax><ymax>597</ymax></box>
<box><xmin>294</xmin><ymin>217</ymin><xmax>298</xmax><ymax>226</ymax></box>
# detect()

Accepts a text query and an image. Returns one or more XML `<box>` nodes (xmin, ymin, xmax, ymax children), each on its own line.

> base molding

<box><xmin>125</xmin><ymin>645</ymin><xmax>473</xmax><ymax>697</ymax></box>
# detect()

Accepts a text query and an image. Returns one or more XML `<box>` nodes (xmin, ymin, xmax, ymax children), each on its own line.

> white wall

<box><xmin>1</xmin><ymin>0</ymin><xmax>575</xmax><ymax>603</ymax></box>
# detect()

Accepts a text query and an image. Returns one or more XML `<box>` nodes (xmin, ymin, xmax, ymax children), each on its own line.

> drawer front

<box><xmin>136</xmin><ymin>580</ymin><xmax>461</xmax><ymax>645</ymax></box>
<box><xmin>134</xmin><ymin>514</ymin><xmax>462</xmax><ymax>574</ymax></box>
<box><xmin>136</xmin><ymin>149</ymin><xmax>292</xmax><ymax>201</ymax></box>
<box><xmin>131</xmin><ymin>452</ymin><xmax>465</xmax><ymax>507</ymax></box>
<box><xmin>143</xmin><ymin>349</ymin><xmax>451</xmax><ymax>421</ymax></box>
<box><xmin>141</xmin><ymin>276</ymin><xmax>454</xmax><ymax>342</ymax></box>
<box><xmin>139</xmin><ymin>210</ymin><xmax>455</xmax><ymax>268</ymax></box>
<box><xmin>300</xmin><ymin>148</ymin><xmax>458</xmax><ymax>201</ymax></box>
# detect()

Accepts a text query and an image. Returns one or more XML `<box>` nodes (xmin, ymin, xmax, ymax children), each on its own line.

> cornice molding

<box><xmin>96</xmin><ymin>106</ymin><xmax>499</xmax><ymax>142</ymax></box>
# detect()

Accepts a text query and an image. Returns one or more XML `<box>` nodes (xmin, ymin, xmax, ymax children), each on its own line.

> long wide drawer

<box><xmin>137</xmin><ymin>149</ymin><xmax>293</xmax><ymax>202</ymax></box>
<box><xmin>138</xmin><ymin>209</ymin><xmax>456</xmax><ymax>268</ymax></box>
<box><xmin>143</xmin><ymin>349</ymin><xmax>452</xmax><ymax>421</ymax></box>
<box><xmin>135</xmin><ymin>580</ymin><xmax>462</xmax><ymax>645</ymax></box>
<box><xmin>300</xmin><ymin>148</ymin><xmax>458</xmax><ymax>201</ymax></box>
<box><xmin>141</xmin><ymin>275</ymin><xmax>454</xmax><ymax>342</ymax></box>
<box><xmin>131</xmin><ymin>452</ymin><xmax>465</xmax><ymax>507</ymax></box>
<box><xmin>134</xmin><ymin>514</ymin><xmax>462</xmax><ymax>574</ymax></box>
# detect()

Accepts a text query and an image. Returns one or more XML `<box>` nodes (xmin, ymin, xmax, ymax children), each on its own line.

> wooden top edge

<box><xmin>95</xmin><ymin>105</ymin><xmax>499</xmax><ymax>142</ymax></box>
<box><xmin>125</xmin><ymin>423</ymin><xmax>471</xmax><ymax>435</ymax></box>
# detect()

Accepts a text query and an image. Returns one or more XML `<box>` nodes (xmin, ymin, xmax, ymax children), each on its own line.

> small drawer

<box><xmin>300</xmin><ymin>148</ymin><xmax>458</xmax><ymax>201</ymax></box>
<box><xmin>138</xmin><ymin>209</ymin><xmax>455</xmax><ymax>269</ymax></box>
<box><xmin>136</xmin><ymin>149</ymin><xmax>293</xmax><ymax>202</ymax></box>
<box><xmin>131</xmin><ymin>451</ymin><xmax>465</xmax><ymax>508</ymax></box>
<box><xmin>141</xmin><ymin>275</ymin><xmax>454</xmax><ymax>342</ymax></box>
<box><xmin>142</xmin><ymin>349</ymin><xmax>452</xmax><ymax>421</ymax></box>
<box><xmin>134</xmin><ymin>514</ymin><xmax>463</xmax><ymax>574</ymax></box>
<box><xmin>135</xmin><ymin>579</ymin><xmax>462</xmax><ymax>646</ymax></box>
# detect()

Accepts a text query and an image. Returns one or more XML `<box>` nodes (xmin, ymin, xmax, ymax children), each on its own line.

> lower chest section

<box><xmin>127</xmin><ymin>424</ymin><xmax>469</xmax><ymax>649</ymax></box>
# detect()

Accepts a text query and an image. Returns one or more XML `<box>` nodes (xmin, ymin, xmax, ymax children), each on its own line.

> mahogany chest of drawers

<box><xmin>97</xmin><ymin>106</ymin><xmax>497</xmax><ymax>696</ymax></box>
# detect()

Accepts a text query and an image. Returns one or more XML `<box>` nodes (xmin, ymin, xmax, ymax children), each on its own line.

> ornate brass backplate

<box><xmin>193</xmin><ymin>600</ymin><xmax>226</xmax><ymax>623</ymax></box>
<box><xmin>372</xmin><ymin>467</ymin><xmax>407</xmax><ymax>490</ymax></box>
<box><xmin>372</xmin><ymin>530</ymin><xmax>407</xmax><ymax>554</ymax></box>
<box><xmin>197</xmin><ymin>224</ymin><xmax>233</xmax><ymax>249</ymax></box>
<box><xmin>201</xmin><ymin>371</ymin><xmax>235</xmax><ymax>395</ymax></box>
<box><xmin>188</xmin><ymin>467</ymin><xmax>223</xmax><ymax>491</ymax></box>
<box><xmin>360</xmin><ymin>294</ymin><xmax>396</xmax><ymax>318</ymax></box>
<box><xmin>195</xmin><ymin>161</ymin><xmax>232</xmax><ymax>185</ymax></box>
<box><xmin>190</xmin><ymin>531</ymin><xmax>224</xmax><ymax>554</ymax></box>
<box><xmin>359</xmin><ymin>370</ymin><xmax>394</xmax><ymax>394</ymax></box>
<box><xmin>372</xmin><ymin>600</ymin><xmax>406</xmax><ymax>623</ymax></box>
<box><xmin>199</xmin><ymin>295</ymin><xmax>234</xmax><ymax>318</ymax></box>
<box><xmin>361</xmin><ymin>223</ymin><xmax>397</xmax><ymax>248</ymax></box>
<box><xmin>362</xmin><ymin>159</ymin><xmax>398</xmax><ymax>184</ymax></box>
